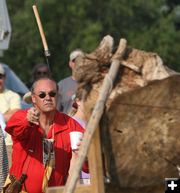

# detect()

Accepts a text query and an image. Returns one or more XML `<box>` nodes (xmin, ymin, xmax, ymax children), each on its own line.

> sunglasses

<box><xmin>34</xmin><ymin>91</ymin><xmax>57</xmax><ymax>99</ymax></box>
<box><xmin>36</xmin><ymin>71</ymin><xmax>48</xmax><ymax>75</ymax></box>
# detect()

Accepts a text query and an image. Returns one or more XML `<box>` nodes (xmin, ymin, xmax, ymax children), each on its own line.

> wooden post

<box><xmin>88</xmin><ymin>128</ymin><xmax>105</xmax><ymax>193</ymax></box>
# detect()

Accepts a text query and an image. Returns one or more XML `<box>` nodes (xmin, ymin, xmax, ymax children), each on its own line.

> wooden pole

<box><xmin>63</xmin><ymin>38</ymin><xmax>127</xmax><ymax>193</ymax></box>
<box><xmin>32</xmin><ymin>5</ymin><xmax>50</xmax><ymax>57</ymax></box>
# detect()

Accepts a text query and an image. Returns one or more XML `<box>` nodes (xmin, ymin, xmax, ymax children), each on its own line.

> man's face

<box><xmin>0</xmin><ymin>74</ymin><xmax>5</xmax><ymax>93</ymax></box>
<box><xmin>35</xmin><ymin>66</ymin><xmax>50</xmax><ymax>80</ymax></box>
<box><xmin>32</xmin><ymin>79</ymin><xmax>58</xmax><ymax>113</ymax></box>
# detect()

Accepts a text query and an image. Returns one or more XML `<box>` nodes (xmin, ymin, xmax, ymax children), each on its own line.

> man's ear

<box><xmin>31</xmin><ymin>95</ymin><xmax>36</xmax><ymax>104</ymax></box>
<box><xmin>69</xmin><ymin>61</ymin><xmax>75</xmax><ymax>69</ymax></box>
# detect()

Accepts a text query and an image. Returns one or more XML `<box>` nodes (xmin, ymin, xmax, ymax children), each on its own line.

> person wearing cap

<box><xmin>57</xmin><ymin>49</ymin><xmax>84</xmax><ymax>114</ymax></box>
<box><xmin>0</xmin><ymin>63</ymin><xmax>21</xmax><ymax>122</ymax></box>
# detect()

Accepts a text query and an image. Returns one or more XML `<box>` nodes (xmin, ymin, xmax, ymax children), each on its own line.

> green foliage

<box><xmin>3</xmin><ymin>0</ymin><xmax>180</xmax><ymax>84</ymax></box>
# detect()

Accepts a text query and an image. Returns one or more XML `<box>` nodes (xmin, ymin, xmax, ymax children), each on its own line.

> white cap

<box><xmin>0</xmin><ymin>64</ymin><xmax>5</xmax><ymax>75</ymax></box>
<box><xmin>70</xmin><ymin>49</ymin><xmax>84</xmax><ymax>61</ymax></box>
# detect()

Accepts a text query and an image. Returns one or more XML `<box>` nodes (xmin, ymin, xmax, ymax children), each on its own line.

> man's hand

<box><xmin>27</xmin><ymin>107</ymin><xmax>40</xmax><ymax>125</ymax></box>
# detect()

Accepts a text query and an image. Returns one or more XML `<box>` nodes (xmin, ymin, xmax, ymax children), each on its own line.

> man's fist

<box><xmin>27</xmin><ymin>107</ymin><xmax>40</xmax><ymax>125</ymax></box>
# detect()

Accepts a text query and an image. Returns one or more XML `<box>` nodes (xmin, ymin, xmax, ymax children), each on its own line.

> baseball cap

<box><xmin>70</xmin><ymin>49</ymin><xmax>84</xmax><ymax>61</ymax></box>
<box><xmin>0</xmin><ymin>64</ymin><xmax>5</xmax><ymax>75</ymax></box>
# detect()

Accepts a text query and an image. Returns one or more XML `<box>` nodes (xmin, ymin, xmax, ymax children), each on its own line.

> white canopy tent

<box><xmin>0</xmin><ymin>0</ymin><xmax>11</xmax><ymax>56</ymax></box>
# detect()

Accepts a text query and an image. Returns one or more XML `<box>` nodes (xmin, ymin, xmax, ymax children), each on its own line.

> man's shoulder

<box><xmin>58</xmin><ymin>76</ymin><xmax>75</xmax><ymax>86</ymax></box>
<box><xmin>4</xmin><ymin>89</ymin><xmax>20</xmax><ymax>97</ymax></box>
<box><xmin>55</xmin><ymin>111</ymin><xmax>71</xmax><ymax>121</ymax></box>
<box><xmin>55</xmin><ymin>111</ymin><xmax>84</xmax><ymax>132</ymax></box>
<box><xmin>55</xmin><ymin>111</ymin><xmax>78</xmax><ymax>125</ymax></box>
<box><xmin>13</xmin><ymin>108</ymin><xmax>28</xmax><ymax>115</ymax></box>
<box><xmin>7</xmin><ymin>109</ymin><xmax>28</xmax><ymax>122</ymax></box>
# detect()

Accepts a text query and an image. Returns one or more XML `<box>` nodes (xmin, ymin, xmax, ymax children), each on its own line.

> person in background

<box><xmin>0</xmin><ymin>125</ymin><xmax>9</xmax><ymax>192</ymax></box>
<box><xmin>0</xmin><ymin>63</ymin><xmax>21</xmax><ymax>123</ymax></box>
<box><xmin>70</xmin><ymin>95</ymin><xmax>90</xmax><ymax>185</ymax></box>
<box><xmin>5</xmin><ymin>77</ymin><xmax>88</xmax><ymax>193</ymax></box>
<box><xmin>26</xmin><ymin>63</ymin><xmax>51</xmax><ymax>89</ymax></box>
<box><xmin>70</xmin><ymin>95</ymin><xmax>87</xmax><ymax>129</ymax></box>
<box><xmin>57</xmin><ymin>49</ymin><xmax>84</xmax><ymax>114</ymax></box>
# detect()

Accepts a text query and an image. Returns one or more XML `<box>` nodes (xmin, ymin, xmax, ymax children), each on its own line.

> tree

<box><xmin>3</xmin><ymin>0</ymin><xmax>180</xmax><ymax>84</ymax></box>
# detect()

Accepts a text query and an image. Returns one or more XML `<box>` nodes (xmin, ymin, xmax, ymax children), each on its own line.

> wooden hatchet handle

<box><xmin>32</xmin><ymin>5</ymin><xmax>50</xmax><ymax>56</ymax></box>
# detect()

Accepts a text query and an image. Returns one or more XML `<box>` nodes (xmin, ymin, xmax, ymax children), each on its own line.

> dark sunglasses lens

<box><xmin>49</xmin><ymin>92</ymin><xmax>56</xmax><ymax>97</ymax></box>
<box><xmin>38</xmin><ymin>93</ymin><xmax>46</xmax><ymax>98</ymax></box>
<box><xmin>37</xmin><ymin>71</ymin><xmax>48</xmax><ymax>75</ymax></box>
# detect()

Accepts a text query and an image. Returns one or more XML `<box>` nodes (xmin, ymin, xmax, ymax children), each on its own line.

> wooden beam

<box><xmin>88</xmin><ymin>128</ymin><xmax>105</xmax><ymax>193</ymax></box>
<box><xmin>47</xmin><ymin>184</ymin><xmax>91</xmax><ymax>193</ymax></box>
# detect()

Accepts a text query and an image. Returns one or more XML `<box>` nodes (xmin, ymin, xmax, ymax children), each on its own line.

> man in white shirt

<box><xmin>0</xmin><ymin>63</ymin><xmax>21</xmax><ymax>122</ymax></box>
<box><xmin>0</xmin><ymin>63</ymin><xmax>21</xmax><ymax>146</ymax></box>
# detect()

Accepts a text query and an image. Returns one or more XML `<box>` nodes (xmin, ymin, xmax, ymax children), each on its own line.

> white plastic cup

<box><xmin>70</xmin><ymin>131</ymin><xmax>83</xmax><ymax>150</ymax></box>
